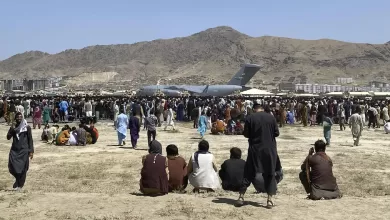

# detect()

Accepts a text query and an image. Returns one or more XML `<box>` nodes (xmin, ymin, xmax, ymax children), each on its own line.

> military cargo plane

<box><xmin>136</xmin><ymin>63</ymin><xmax>261</xmax><ymax>97</ymax></box>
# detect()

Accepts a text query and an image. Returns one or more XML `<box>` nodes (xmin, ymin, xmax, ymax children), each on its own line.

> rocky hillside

<box><xmin>1</xmin><ymin>26</ymin><xmax>390</xmax><ymax>88</ymax></box>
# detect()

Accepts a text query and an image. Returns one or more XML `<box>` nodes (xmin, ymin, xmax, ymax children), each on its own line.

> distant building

<box><xmin>369</xmin><ymin>81</ymin><xmax>390</xmax><ymax>88</ymax></box>
<box><xmin>294</xmin><ymin>84</ymin><xmax>358</xmax><ymax>93</ymax></box>
<box><xmin>337</xmin><ymin>78</ymin><xmax>353</xmax><ymax>84</ymax></box>
<box><xmin>0</xmin><ymin>77</ymin><xmax>62</xmax><ymax>91</ymax></box>
<box><xmin>278</xmin><ymin>83</ymin><xmax>295</xmax><ymax>91</ymax></box>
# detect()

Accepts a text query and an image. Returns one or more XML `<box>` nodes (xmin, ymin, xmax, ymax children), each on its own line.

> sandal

<box><xmin>235</xmin><ymin>196</ymin><xmax>245</xmax><ymax>207</ymax></box>
<box><xmin>266</xmin><ymin>199</ymin><xmax>274</xmax><ymax>209</ymax></box>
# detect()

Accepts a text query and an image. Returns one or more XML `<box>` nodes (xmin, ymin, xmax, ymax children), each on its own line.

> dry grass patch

<box><xmin>337</xmin><ymin>170</ymin><xmax>390</xmax><ymax>196</ymax></box>
<box><xmin>166</xmin><ymin>129</ymin><xmax>182</xmax><ymax>133</ymax></box>
<box><xmin>279</xmin><ymin>135</ymin><xmax>300</xmax><ymax>140</ymax></box>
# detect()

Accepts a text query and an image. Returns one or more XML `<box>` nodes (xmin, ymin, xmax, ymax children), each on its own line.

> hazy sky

<box><xmin>1</xmin><ymin>0</ymin><xmax>389</xmax><ymax>60</ymax></box>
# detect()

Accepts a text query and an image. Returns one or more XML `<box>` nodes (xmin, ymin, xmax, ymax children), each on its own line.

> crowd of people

<box><xmin>3</xmin><ymin>94</ymin><xmax>389</xmax><ymax>207</ymax></box>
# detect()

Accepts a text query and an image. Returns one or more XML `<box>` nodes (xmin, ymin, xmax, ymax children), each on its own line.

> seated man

<box><xmin>56</xmin><ymin>126</ymin><xmax>71</xmax><ymax>146</ymax></box>
<box><xmin>83</xmin><ymin>119</ymin><xmax>98</xmax><ymax>144</ymax></box>
<box><xmin>211</xmin><ymin>119</ymin><xmax>226</xmax><ymax>135</ymax></box>
<box><xmin>166</xmin><ymin>144</ymin><xmax>188</xmax><ymax>192</ymax></box>
<box><xmin>140</xmin><ymin>140</ymin><xmax>169</xmax><ymax>195</ymax></box>
<box><xmin>219</xmin><ymin>148</ymin><xmax>283</xmax><ymax>193</ymax></box>
<box><xmin>299</xmin><ymin>140</ymin><xmax>342</xmax><ymax>200</ymax></box>
<box><xmin>76</xmin><ymin>124</ymin><xmax>87</xmax><ymax>146</ymax></box>
<box><xmin>219</xmin><ymin>147</ymin><xmax>246</xmax><ymax>192</ymax></box>
<box><xmin>41</xmin><ymin>124</ymin><xmax>51</xmax><ymax>143</ymax></box>
<box><xmin>68</xmin><ymin>127</ymin><xmax>78</xmax><ymax>146</ymax></box>
<box><xmin>225</xmin><ymin>119</ymin><xmax>236</xmax><ymax>135</ymax></box>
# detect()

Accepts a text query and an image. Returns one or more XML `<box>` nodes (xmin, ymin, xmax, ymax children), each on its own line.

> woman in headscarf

<box><xmin>6</xmin><ymin>112</ymin><xmax>34</xmax><ymax>191</ymax></box>
<box><xmin>188</xmin><ymin>140</ymin><xmax>220</xmax><ymax>193</ymax></box>
<box><xmin>32</xmin><ymin>106</ymin><xmax>42</xmax><ymax>129</ymax></box>
<box><xmin>176</xmin><ymin>100</ymin><xmax>184</xmax><ymax>121</ymax></box>
<box><xmin>42</xmin><ymin>103</ymin><xmax>51</xmax><ymax>125</ymax></box>
<box><xmin>140</xmin><ymin>140</ymin><xmax>169</xmax><ymax>195</ymax></box>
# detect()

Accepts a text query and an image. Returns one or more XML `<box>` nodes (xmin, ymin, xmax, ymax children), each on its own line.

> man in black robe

<box><xmin>236</xmin><ymin>103</ymin><xmax>280</xmax><ymax>209</ymax></box>
<box><xmin>253</xmin><ymin>156</ymin><xmax>283</xmax><ymax>193</ymax></box>
<box><xmin>7</xmin><ymin>112</ymin><xmax>34</xmax><ymax>191</ymax></box>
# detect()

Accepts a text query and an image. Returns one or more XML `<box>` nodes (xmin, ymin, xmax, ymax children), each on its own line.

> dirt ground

<box><xmin>0</xmin><ymin>120</ymin><xmax>389</xmax><ymax>220</ymax></box>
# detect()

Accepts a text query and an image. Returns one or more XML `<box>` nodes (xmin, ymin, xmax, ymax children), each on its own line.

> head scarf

<box><xmin>149</xmin><ymin>140</ymin><xmax>163</xmax><ymax>164</ymax></box>
<box><xmin>149</xmin><ymin>140</ymin><xmax>162</xmax><ymax>155</ymax></box>
<box><xmin>15</xmin><ymin>113</ymin><xmax>28</xmax><ymax>140</ymax></box>
<box><xmin>194</xmin><ymin>140</ymin><xmax>210</xmax><ymax>167</ymax></box>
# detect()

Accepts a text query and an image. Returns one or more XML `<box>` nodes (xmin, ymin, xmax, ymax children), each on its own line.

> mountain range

<box><xmin>1</xmin><ymin>26</ymin><xmax>390</xmax><ymax>89</ymax></box>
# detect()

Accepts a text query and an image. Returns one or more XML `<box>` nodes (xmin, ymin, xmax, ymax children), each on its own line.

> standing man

<box><xmin>382</xmin><ymin>104</ymin><xmax>389</xmax><ymax>125</ymax></box>
<box><xmin>16</xmin><ymin>101</ymin><xmax>25</xmax><ymax>119</ymax></box>
<box><xmin>0</xmin><ymin>98</ymin><xmax>4</xmax><ymax>120</ymax></box>
<box><xmin>367</xmin><ymin>104</ymin><xmax>378</xmax><ymax>129</ymax></box>
<box><xmin>348</xmin><ymin>107</ymin><xmax>364</xmax><ymax>146</ymax></box>
<box><xmin>59</xmin><ymin>98</ymin><xmax>68</xmax><ymax>122</ymax></box>
<box><xmin>154</xmin><ymin>100</ymin><xmax>163</xmax><ymax>127</ymax></box>
<box><xmin>164</xmin><ymin>104</ymin><xmax>176</xmax><ymax>131</ymax></box>
<box><xmin>116</xmin><ymin>108</ymin><xmax>128</xmax><ymax>146</ymax></box>
<box><xmin>145</xmin><ymin>109</ymin><xmax>158</xmax><ymax>146</ymax></box>
<box><xmin>113</xmin><ymin>101</ymin><xmax>119</xmax><ymax>128</ymax></box>
<box><xmin>301</xmin><ymin>102</ymin><xmax>308</xmax><ymax>127</ymax></box>
<box><xmin>84</xmin><ymin>99</ymin><xmax>93</xmax><ymax>118</ymax></box>
<box><xmin>236</xmin><ymin>103</ymin><xmax>280</xmax><ymax>209</ymax></box>
<box><xmin>22</xmin><ymin>99</ymin><xmax>29</xmax><ymax>119</ymax></box>
<box><xmin>337</xmin><ymin>101</ymin><xmax>346</xmax><ymax>131</ymax></box>
<box><xmin>7</xmin><ymin>112</ymin><xmax>34</xmax><ymax>191</ymax></box>
<box><xmin>8</xmin><ymin>100</ymin><xmax>16</xmax><ymax>126</ymax></box>
<box><xmin>128</xmin><ymin>113</ymin><xmax>140</xmax><ymax>149</ymax></box>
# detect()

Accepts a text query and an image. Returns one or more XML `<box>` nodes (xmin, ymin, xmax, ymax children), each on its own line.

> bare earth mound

<box><xmin>0</xmin><ymin>121</ymin><xmax>389</xmax><ymax>219</ymax></box>
<box><xmin>1</xmin><ymin>26</ymin><xmax>390</xmax><ymax>88</ymax></box>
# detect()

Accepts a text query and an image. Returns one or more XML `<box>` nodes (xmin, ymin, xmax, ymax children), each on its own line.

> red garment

<box><xmin>34</xmin><ymin>108</ymin><xmax>42</xmax><ymax>118</ymax></box>
<box><xmin>141</xmin><ymin>154</ymin><xmax>169</xmax><ymax>194</ymax></box>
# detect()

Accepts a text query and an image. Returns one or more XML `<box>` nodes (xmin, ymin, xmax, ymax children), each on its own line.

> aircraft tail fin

<box><xmin>202</xmin><ymin>85</ymin><xmax>209</xmax><ymax>93</ymax></box>
<box><xmin>227</xmin><ymin>64</ymin><xmax>261</xmax><ymax>86</ymax></box>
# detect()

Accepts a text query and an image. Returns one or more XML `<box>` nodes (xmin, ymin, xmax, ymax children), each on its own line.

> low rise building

<box><xmin>0</xmin><ymin>77</ymin><xmax>63</xmax><ymax>91</ymax></box>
